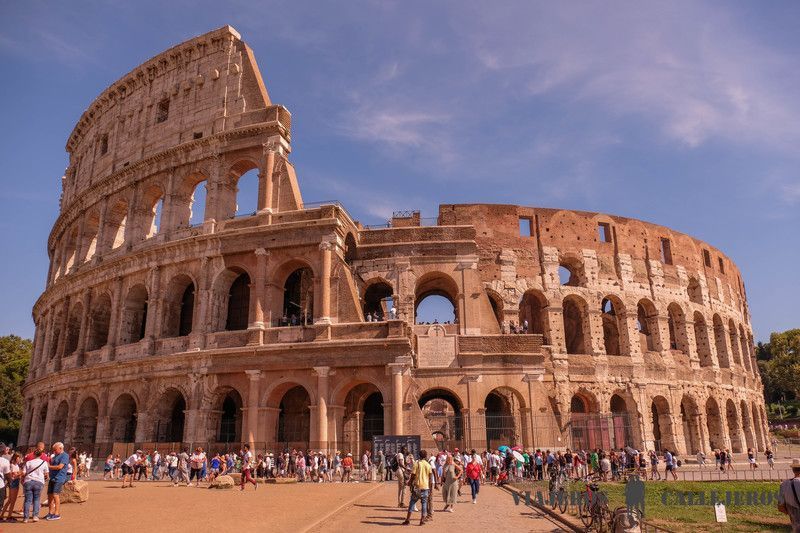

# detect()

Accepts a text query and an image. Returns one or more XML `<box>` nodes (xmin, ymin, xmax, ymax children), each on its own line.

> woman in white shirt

<box><xmin>22</xmin><ymin>455</ymin><xmax>49</xmax><ymax>523</ymax></box>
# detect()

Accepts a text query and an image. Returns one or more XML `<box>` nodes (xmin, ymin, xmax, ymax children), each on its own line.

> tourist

<box><xmin>151</xmin><ymin>450</ymin><xmax>161</xmax><ymax>480</ymax></box>
<box><xmin>121</xmin><ymin>449</ymin><xmax>143</xmax><ymax>489</ymax></box>
<box><xmin>442</xmin><ymin>455</ymin><xmax>461</xmax><ymax>512</ymax></box>
<box><xmin>0</xmin><ymin>452</ymin><xmax>22</xmax><ymax>522</ymax></box>
<box><xmin>85</xmin><ymin>454</ymin><xmax>93</xmax><ymax>478</ymax></box>
<box><xmin>426</xmin><ymin>452</ymin><xmax>437</xmax><ymax>520</ymax></box>
<box><xmin>466</xmin><ymin>452</ymin><xmax>482</xmax><ymax>504</ymax></box>
<box><xmin>0</xmin><ymin>448</ymin><xmax>9</xmax><ymax>517</ymax></box>
<box><xmin>46</xmin><ymin>442</ymin><xmax>69</xmax><ymax>521</ymax></box>
<box><xmin>401</xmin><ymin>449</ymin><xmax>432</xmax><ymax>526</ymax></box>
<box><xmin>696</xmin><ymin>450</ymin><xmax>706</xmax><ymax>468</ymax></box>
<box><xmin>395</xmin><ymin>446</ymin><xmax>406</xmax><ymax>507</ymax></box>
<box><xmin>178</xmin><ymin>448</ymin><xmax>190</xmax><ymax>485</ymax></box>
<box><xmin>376</xmin><ymin>450</ymin><xmax>385</xmax><ymax>481</ymax></box>
<box><xmin>341</xmin><ymin>453</ymin><xmax>353</xmax><ymax>482</ymax></box>
<box><xmin>189</xmin><ymin>447</ymin><xmax>205</xmax><ymax>486</ymax></box>
<box><xmin>21</xmin><ymin>450</ymin><xmax>48</xmax><ymax>523</ymax></box>
<box><xmin>68</xmin><ymin>448</ymin><xmax>78</xmax><ymax>481</ymax></box>
<box><xmin>600</xmin><ymin>453</ymin><xmax>611</xmax><ymax>481</ymax></box>
<box><xmin>777</xmin><ymin>459</ymin><xmax>800</xmax><ymax>531</ymax></box>
<box><xmin>748</xmin><ymin>448</ymin><xmax>757</xmax><ymax>469</ymax></box>
<box><xmin>240</xmin><ymin>444</ymin><xmax>257</xmax><ymax>491</ymax></box>
<box><xmin>725</xmin><ymin>449</ymin><xmax>734</xmax><ymax>471</ymax></box>
<box><xmin>103</xmin><ymin>455</ymin><xmax>113</xmax><ymax>480</ymax></box>
<box><xmin>113</xmin><ymin>455</ymin><xmax>121</xmax><ymax>479</ymax></box>
<box><xmin>209</xmin><ymin>453</ymin><xmax>221</xmax><ymax>482</ymax></box>
<box><xmin>663</xmin><ymin>449</ymin><xmax>678</xmax><ymax>481</ymax></box>
<box><xmin>767</xmin><ymin>449</ymin><xmax>776</xmax><ymax>469</ymax></box>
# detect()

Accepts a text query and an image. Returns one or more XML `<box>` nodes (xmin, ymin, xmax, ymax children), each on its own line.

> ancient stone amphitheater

<box><xmin>20</xmin><ymin>26</ymin><xmax>768</xmax><ymax>458</ymax></box>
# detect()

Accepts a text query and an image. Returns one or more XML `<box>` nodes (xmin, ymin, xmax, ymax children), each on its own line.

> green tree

<box><xmin>0</xmin><ymin>335</ymin><xmax>32</xmax><ymax>442</ymax></box>
<box><xmin>760</xmin><ymin>329</ymin><xmax>800</xmax><ymax>404</ymax></box>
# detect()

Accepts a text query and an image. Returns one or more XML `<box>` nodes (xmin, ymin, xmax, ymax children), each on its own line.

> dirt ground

<box><xmin>0</xmin><ymin>480</ymin><xmax>567</xmax><ymax>533</ymax></box>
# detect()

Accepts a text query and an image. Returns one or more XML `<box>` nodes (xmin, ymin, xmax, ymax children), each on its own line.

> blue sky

<box><xmin>0</xmin><ymin>1</ymin><xmax>798</xmax><ymax>341</ymax></box>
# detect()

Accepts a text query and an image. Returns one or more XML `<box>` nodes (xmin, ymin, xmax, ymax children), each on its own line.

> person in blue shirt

<box><xmin>46</xmin><ymin>442</ymin><xmax>69</xmax><ymax>521</ymax></box>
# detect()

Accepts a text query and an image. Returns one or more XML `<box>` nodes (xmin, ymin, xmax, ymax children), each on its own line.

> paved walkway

<box><xmin>308</xmin><ymin>482</ymin><xmax>569</xmax><ymax>532</ymax></box>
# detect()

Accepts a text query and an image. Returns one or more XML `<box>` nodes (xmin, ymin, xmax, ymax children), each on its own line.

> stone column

<box><xmin>134</xmin><ymin>412</ymin><xmax>150</xmax><ymax>443</ymax></box>
<box><xmin>72</xmin><ymin>211</ymin><xmax>87</xmax><ymax>271</ymax></box>
<box><xmin>54</xmin><ymin>296</ymin><xmax>71</xmax><ymax>371</ymax></box>
<box><xmin>545</xmin><ymin>306</ymin><xmax>566</xmax><ymax>354</ymax></box>
<box><xmin>389</xmin><ymin>363</ymin><xmax>406</xmax><ymax>435</ymax></box>
<box><xmin>190</xmin><ymin>257</ymin><xmax>210</xmax><ymax>350</ymax></box>
<box><xmin>317</xmin><ymin>241</ymin><xmax>334</xmax><ymax>324</ymax></box>
<box><xmin>76</xmin><ymin>289</ymin><xmax>92</xmax><ymax>366</ymax></box>
<box><xmin>248</xmin><ymin>249</ymin><xmax>268</xmax><ymax>345</ymax></box>
<box><xmin>245</xmin><ymin>370</ymin><xmax>262</xmax><ymax>449</ymax></box>
<box><xmin>314</xmin><ymin>366</ymin><xmax>331</xmax><ymax>452</ymax></box>
<box><xmin>94</xmin><ymin>197</ymin><xmax>109</xmax><ymax>259</ymax></box>
<box><xmin>42</xmin><ymin>399</ymin><xmax>56</xmax><ymax>445</ymax></box>
<box><xmin>258</xmin><ymin>146</ymin><xmax>275</xmax><ymax>213</ymax></box>
<box><xmin>144</xmin><ymin>266</ymin><xmax>161</xmax><ymax>355</ymax></box>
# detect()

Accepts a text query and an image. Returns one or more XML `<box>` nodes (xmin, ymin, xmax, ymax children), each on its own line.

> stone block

<box><xmin>209</xmin><ymin>475</ymin><xmax>235</xmax><ymax>489</ymax></box>
<box><xmin>61</xmin><ymin>480</ymin><xmax>88</xmax><ymax>503</ymax></box>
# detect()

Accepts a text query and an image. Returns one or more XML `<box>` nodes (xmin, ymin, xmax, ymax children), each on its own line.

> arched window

<box><xmin>110</xmin><ymin>394</ymin><xmax>137</xmax><ymax>442</ymax></box>
<box><xmin>155</xmin><ymin>388</ymin><xmax>186</xmax><ymax>443</ymax></box>
<box><xmin>277</xmin><ymin>386</ymin><xmax>311</xmax><ymax>444</ymax></box>
<box><xmin>217</xmin><ymin>390</ymin><xmax>243</xmax><ymax>443</ymax></box>
<box><xmin>189</xmin><ymin>181</ymin><xmax>207</xmax><ymax>226</ymax></box>
<box><xmin>162</xmin><ymin>275</ymin><xmax>195</xmax><ymax>338</ymax></box>
<box><xmin>226</xmin><ymin>273</ymin><xmax>251</xmax><ymax>331</ymax></box>
<box><xmin>519</xmin><ymin>290</ymin><xmax>548</xmax><ymax>339</ymax></box>
<box><xmin>64</xmin><ymin>303</ymin><xmax>83</xmax><ymax>356</ymax></box>
<box><xmin>693</xmin><ymin>312</ymin><xmax>713</xmax><ymax>367</ymax></box>
<box><xmin>712</xmin><ymin>314</ymin><xmax>730</xmax><ymax>368</ymax></box>
<box><xmin>414</xmin><ymin>272</ymin><xmax>459</xmax><ymax>325</ymax></box>
<box><xmin>106</xmin><ymin>200</ymin><xmax>129</xmax><ymax>250</ymax></box>
<box><xmin>179</xmin><ymin>284</ymin><xmax>195</xmax><ymax>336</ymax></box>
<box><xmin>558</xmin><ymin>257</ymin><xmax>585</xmax><ymax>287</ymax></box>
<box><xmin>601</xmin><ymin>297</ymin><xmax>622</xmax><ymax>356</ymax></box>
<box><xmin>344</xmin><ymin>233</ymin><xmax>357</xmax><ymax>264</ymax></box>
<box><xmin>147</xmin><ymin>197</ymin><xmax>164</xmax><ymax>238</ymax></box>
<box><xmin>687</xmin><ymin>277</ymin><xmax>703</xmax><ymax>305</ymax></box>
<box><xmin>667</xmin><ymin>303</ymin><xmax>689</xmax><ymax>354</ymax></box>
<box><xmin>283</xmin><ymin>267</ymin><xmax>314</xmax><ymax>325</ymax></box>
<box><xmin>563</xmin><ymin>296</ymin><xmax>589</xmax><ymax>354</ymax></box>
<box><xmin>234</xmin><ymin>168</ymin><xmax>259</xmax><ymax>217</ymax></box>
<box><xmin>87</xmin><ymin>293</ymin><xmax>112</xmax><ymax>351</ymax></box>
<box><xmin>636</xmin><ymin>300</ymin><xmax>658</xmax><ymax>353</ymax></box>
<box><xmin>75</xmin><ymin>397</ymin><xmax>98</xmax><ymax>444</ymax></box>
<box><xmin>728</xmin><ymin>319</ymin><xmax>742</xmax><ymax>366</ymax></box>
<box><xmin>363</xmin><ymin>281</ymin><xmax>393</xmax><ymax>320</ymax></box>
<box><xmin>120</xmin><ymin>284</ymin><xmax>148</xmax><ymax>345</ymax></box>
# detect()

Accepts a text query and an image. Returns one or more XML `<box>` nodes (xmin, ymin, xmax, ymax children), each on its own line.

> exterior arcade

<box><xmin>20</xmin><ymin>26</ymin><xmax>767</xmax><ymax>459</ymax></box>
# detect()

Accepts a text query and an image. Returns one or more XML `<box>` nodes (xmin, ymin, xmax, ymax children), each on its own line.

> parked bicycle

<box><xmin>579</xmin><ymin>475</ymin><xmax>611</xmax><ymax>532</ymax></box>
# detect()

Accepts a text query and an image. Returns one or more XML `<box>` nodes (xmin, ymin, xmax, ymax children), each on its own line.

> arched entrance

<box><xmin>120</xmin><ymin>284</ymin><xmax>148</xmax><ymax>345</ymax></box>
<box><xmin>414</xmin><ymin>273</ymin><xmax>459</xmax><ymax>325</ymax></box>
<box><xmin>277</xmin><ymin>385</ymin><xmax>311</xmax><ymax>447</ymax></box>
<box><xmin>74</xmin><ymin>397</ymin><xmax>99</xmax><ymax>444</ymax></box>
<box><xmin>216</xmin><ymin>389</ymin><xmax>243</xmax><ymax>444</ymax></box>
<box><xmin>363</xmin><ymin>281</ymin><xmax>393</xmax><ymax>319</ymax></box>
<box><xmin>484</xmin><ymin>388</ymin><xmax>524</xmax><ymax>449</ymax></box>
<box><xmin>601</xmin><ymin>297</ymin><xmax>625</xmax><ymax>356</ymax></box>
<box><xmin>154</xmin><ymin>389</ymin><xmax>186</xmax><ymax>443</ymax></box>
<box><xmin>226</xmin><ymin>273</ymin><xmax>251</xmax><ymax>331</ymax></box>
<box><xmin>680</xmin><ymin>396</ymin><xmax>701</xmax><ymax>455</ymax></box>
<box><xmin>705</xmin><ymin>397</ymin><xmax>725</xmax><ymax>450</ymax></box>
<box><xmin>751</xmin><ymin>404</ymin><xmax>765</xmax><ymax>451</ymax></box>
<box><xmin>283</xmin><ymin>268</ymin><xmax>314</xmax><ymax>325</ymax></box>
<box><xmin>110</xmin><ymin>394</ymin><xmax>137</xmax><ymax>443</ymax></box>
<box><xmin>726</xmin><ymin>399</ymin><xmax>743</xmax><ymax>453</ymax></box>
<box><xmin>740</xmin><ymin>400</ymin><xmax>755</xmax><ymax>451</ymax></box>
<box><xmin>519</xmin><ymin>290</ymin><xmax>548</xmax><ymax>340</ymax></box>
<box><xmin>341</xmin><ymin>383</ymin><xmax>384</xmax><ymax>457</ymax></box>
<box><xmin>419</xmin><ymin>389</ymin><xmax>464</xmax><ymax>450</ymax></box>
<box><xmin>563</xmin><ymin>296</ymin><xmax>589</xmax><ymax>354</ymax></box>
<box><xmin>570</xmin><ymin>393</ymin><xmax>601</xmax><ymax>450</ymax></box>
<box><xmin>610</xmin><ymin>394</ymin><xmax>632</xmax><ymax>448</ymax></box>
<box><xmin>651</xmin><ymin>396</ymin><xmax>675</xmax><ymax>452</ymax></box>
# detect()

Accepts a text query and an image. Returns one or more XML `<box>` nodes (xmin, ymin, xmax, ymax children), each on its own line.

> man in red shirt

<box><xmin>341</xmin><ymin>453</ymin><xmax>354</xmax><ymax>482</ymax></box>
<box><xmin>25</xmin><ymin>442</ymin><xmax>50</xmax><ymax>463</ymax></box>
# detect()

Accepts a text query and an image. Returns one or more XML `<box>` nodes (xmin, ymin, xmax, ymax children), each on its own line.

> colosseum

<box><xmin>19</xmin><ymin>26</ymin><xmax>768</xmax><ymax>459</ymax></box>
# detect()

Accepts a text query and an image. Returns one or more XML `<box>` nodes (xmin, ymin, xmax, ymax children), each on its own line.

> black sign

<box><xmin>372</xmin><ymin>435</ymin><xmax>421</xmax><ymax>459</ymax></box>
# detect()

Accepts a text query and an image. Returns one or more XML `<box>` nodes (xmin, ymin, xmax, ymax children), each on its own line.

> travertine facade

<box><xmin>20</xmin><ymin>26</ymin><xmax>768</xmax><ymax>457</ymax></box>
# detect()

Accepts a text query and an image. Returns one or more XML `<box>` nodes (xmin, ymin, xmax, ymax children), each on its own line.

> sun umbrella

<box><xmin>512</xmin><ymin>450</ymin><xmax>525</xmax><ymax>462</ymax></box>
<box><xmin>498</xmin><ymin>445</ymin><xmax>510</xmax><ymax>453</ymax></box>
<box><xmin>512</xmin><ymin>445</ymin><xmax>522</xmax><ymax>451</ymax></box>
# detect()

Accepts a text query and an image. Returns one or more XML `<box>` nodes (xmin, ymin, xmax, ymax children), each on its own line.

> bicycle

<box><xmin>548</xmin><ymin>467</ymin><xmax>569</xmax><ymax>514</ymax></box>
<box><xmin>579</xmin><ymin>476</ymin><xmax>611</xmax><ymax>532</ymax></box>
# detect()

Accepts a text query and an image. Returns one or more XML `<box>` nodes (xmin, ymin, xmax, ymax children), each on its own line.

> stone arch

<box><xmin>712</xmin><ymin>314</ymin><xmax>730</xmax><ymax>368</ymax></box>
<box><xmin>563</xmin><ymin>294</ymin><xmax>591</xmax><ymax>355</ymax></box>
<box><xmin>61</xmin><ymin>227</ymin><xmax>79</xmax><ymax>274</ymax></box>
<box><xmin>74</xmin><ymin>396</ymin><xmax>99</xmax><ymax>444</ymax></box>
<box><xmin>362</xmin><ymin>278</ymin><xmax>393</xmax><ymax>319</ymax></box>
<box><xmin>109</xmin><ymin>393</ymin><xmax>138</xmax><ymax>443</ymax></box>
<box><xmin>48</xmin><ymin>308</ymin><xmax>65</xmax><ymax>360</ymax></box>
<box><xmin>740</xmin><ymin>399</ymin><xmax>755</xmax><ymax>451</ymax></box>
<box><xmin>751</xmin><ymin>403</ymin><xmax>765</xmax><ymax>451</ymax></box>
<box><xmin>609</xmin><ymin>393</ymin><xmax>634</xmax><ymax>448</ymax></box>
<box><xmin>213</xmin><ymin>387</ymin><xmax>244</xmax><ymax>444</ymax></box>
<box><xmin>667</xmin><ymin>302</ymin><xmax>690</xmax><ymax>354</ymax></box>
<box><xmin>738</xmin><ymin>324</ymin><xmax>751</xmax><ymax>372</ymax></box>
<box><xmin>728</xmin><ymin>319</ymin><xmax>742</xmax><ymax>366</ymax></box>
<box><xmin>153</xmin><ymin>387</ymin><xmax>187</xmax><ymax>443</ymax></box>
<box><xmin>104</xmin><ymin>197</ymin><xmax>129</xmax><ymax>251</ymax></box>
<box><xmin>230</xmin><ymin>159</ymin><xmax>260</xmax><ymax>218</ymax></box>
<box><xmin>484</xmin><ymin>289</ymin><xmax>504</xmax><ymax>331</ymax></box>
<box><xmin>558</xmin><ymin>254</ymin><xmax>587</xmax><ymax>287</ymax></box>
<box><xmin>282</xmin><ymin>265</ymin><xmax>314</xmax><ymax>325</ymax></box>
<box><xmin>276</xmin><ymin>385</ymin><xmax>312</xmax><ymax>446</ymax></box>
<box><xmin>162</xmin><ymin>273</ymin><xmax>196</xmax><ymax>337</ymax></box>
<box><xmin>340</xmin><ymin>382</ymin><xmax>385</xmax><ymax>453</ymax></box>
<box><xmin>519</xmin><ymin>289</ymin><xmax>548</xmax><ymax>340</ymax></box>
<box><xmin>64</xmin><ymin>302</ymin><xmax>83</xmax><ymax>356</ymax></box>
<box><xmin>87</xmin><ymin>292</ymin><xmax>112</xmax><ymax>351</ymax></box>
<box><xmin>51</xmin><ymin>400</ymin><xmax>69</xmax><ymax>443</ymax></box>
<box><xmin>725</xmin><ymin>398</ymin><xmax>743</xmax><ymax>452</ymax></box>
<box><xmin>119</xmin><ymin>283</ymin><xmax>148</xmax><ymax>345</ymax></box>
<box><xmin>174</xmin><ymin>171</ymin><xmax>210</xmax><ymax>227</ymax></box>
<box><xmin>601</xmin><ymin>295</ymin><xmax>627</xmax><ymax>356</ymax></box>
<box><xmin>483</xmin><ymin>387</ymin><xmax>526</xmax><ymax>448</ymax></box>
<box><xmin>140</xmin><ymin>183</ymin><xmax>165</xmax><ymax>239</ymax></box>
<box><xmin>636</xmin><ymin>299</ymin><xmax>658</xmax><ymax>353</ymax></box>
<box><xmin>210</xmin><ymin>267</ymin><xmax>252</xmax><ymax>332</ymax></box>
<box><xmin>418</xmin><ymin>387</ymin><xmax>465</xmax><ymax>448</ymax></box>
<box><xmin>680</xmin><ymin>395</ymin><xmax>702</xmax><ymax>455</ymax></box>
<box><xmin>693</xmin><ymin>312</ymin><xmax>713</xmax><ymax>367</ymax></box>
<box><xmin>79</xmin><ymin>210</ymin><xmax>101</xmax><ymax>263</ymax></box>
<box><xmin>705</xmin><ymin>397</ymin><xmax>725</xmax><ymax>451</ymax></box>
<box><xmin>570</xmin><ymin>390</ymin><xmax>600</xmax><ymax>450</ymax></box>
<box><xmin>650</xmin><ymin>395</ymin><xmax>676</xmax><ymax>452</ymax></box>
<box><xmin>414</xmin><ymin>271</ymin><xmax>459</xmax><ymax>324</ymax></box>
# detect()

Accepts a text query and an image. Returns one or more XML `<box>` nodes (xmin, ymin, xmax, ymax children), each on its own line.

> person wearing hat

<box><xmin>778</xmin><ymin>458</ymin><xmax>800</xmax><ymax>532</ymax></box>
<box><xmin>341</xmin><ymin>452</ymin><xmax>354</xmax><ymax>483</ymax></box>
<box><xmin>121</xmin><ymin>449</ymin><xmax>143</xmax><ymax>489</ymax></box>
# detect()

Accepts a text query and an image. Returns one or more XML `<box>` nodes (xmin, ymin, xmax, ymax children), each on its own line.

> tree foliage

<box><xmin>758</xmin><ymin>329</ymin><xmax>800</xmax><ymax>403</ymax></box>
<box><xmin>0</xmin><ymin>335</ymin><xmax>31</xmax><ymax>441</ymax></box>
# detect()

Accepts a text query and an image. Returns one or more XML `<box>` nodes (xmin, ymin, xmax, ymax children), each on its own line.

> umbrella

<box><xmin>498</xmin><ymin>445</ymin><xmax>510</xmax><ymax>453</ymax></box>
<box><xmin>512</xmin><ymin>450</ymin><xmax>525</xmax><ymax>462</ymax></box>
<box><xmin>512</xmin><ymin>445</ymin><xmax>522</xmax><ymax>451</ymax></box>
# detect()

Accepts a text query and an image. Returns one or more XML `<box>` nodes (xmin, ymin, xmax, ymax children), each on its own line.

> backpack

<box><xmin>389</xmin><ymin>455</ymin><xmax>399</xmax><ymax>471</ymax></box>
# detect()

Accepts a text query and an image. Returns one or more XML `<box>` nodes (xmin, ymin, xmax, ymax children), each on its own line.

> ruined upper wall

<box><xmin>60</xmin><ymin>26</ymin><xmax>272</xmax><ymax>211</ymax></box>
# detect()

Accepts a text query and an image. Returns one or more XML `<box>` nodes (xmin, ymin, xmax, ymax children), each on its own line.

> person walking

<box><xmin>777</xmin><ymin>458</ymin><xmax>800</xmax><ymax>533</ymax></box>
<box><xmin>401</xmin><ymin>450</ymin><xmax>432</xmax><ymax>526</ymax></box>
<box><xmin>121</xmin><ymin>449</ymin><xmax>143</xmax><ymax>489</ymax></box>
<box><xmin>240</xmin><ymin>445</ymin><xmax>257</xmax><ymax>491</ymax></box>
<box><xmin>0</xmin><ymin>449</ymin><xmax>9</xmax><ymax>518</ymax></box>
<box><xmin>0</xmin><ymin>451</ymin><xmax>21</xmax><ymax>522</ymax></box>
<box><xmin>21</xmin><ymin>452</ymin><xmax>48</xmax><ymax>523</ymax></box>
<box><xmin>664</xmin><ymin>450</ymin><xmax>678</xmax><ymax>481</ymax></box>
<box><xmin>767</xmin><ymin>449</ymin><xmax>776</xmax><ymax>470</ymax></box>
<box><xmin>466</xmin><ymin>452</ymin><xmax>482</xmax><ymax>504</ymax></box>
<box><xmin>442</xmin><ymin>455</ymin><xmax>461</xmax><ymax>512</ymax></box>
